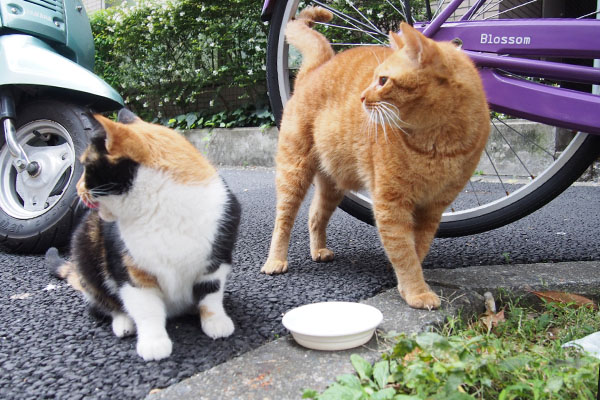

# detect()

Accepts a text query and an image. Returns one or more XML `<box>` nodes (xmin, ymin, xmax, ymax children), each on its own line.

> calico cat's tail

<box><xmin>45</xmin><ymin>247</ymin><xmax>71</xmax><ymax>279</ymax></box>
<box><xmin>285</xmin><ymin>7</ymin><xmax>334</xmax><ymax>82</ymax></box>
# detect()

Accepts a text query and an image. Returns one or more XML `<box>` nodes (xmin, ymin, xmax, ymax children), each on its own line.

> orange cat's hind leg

<box><xmin>309</xmin><ymin>172</ymin><xmax>345</xmax><ymax>262</ymax></box>
<box><xmin>261</xmin><ymin>126</ymin><xmax>317</xmax><ymax>275</ymax></box>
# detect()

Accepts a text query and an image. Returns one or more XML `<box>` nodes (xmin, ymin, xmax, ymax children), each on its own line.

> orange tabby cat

<box><xmin>261</xmin><ymin>7</ymin><xmax>490</xmax><ymax>309</ymax></box>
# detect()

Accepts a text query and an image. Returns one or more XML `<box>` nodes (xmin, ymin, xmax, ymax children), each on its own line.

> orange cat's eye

<box><xmin>378</xmin><ymin>76</ymin><xmax>388</xmax><ymax>86</ymax></box>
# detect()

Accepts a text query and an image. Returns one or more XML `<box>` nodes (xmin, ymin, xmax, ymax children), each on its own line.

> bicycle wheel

<box><xmin>266</xmin><ymin>0</ymin><xmax>600</xmax><ymax>237</ymax></box>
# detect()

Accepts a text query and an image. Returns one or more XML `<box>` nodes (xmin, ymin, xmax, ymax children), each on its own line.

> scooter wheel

<box><xmin>0</xmin><ymin>100</ymin><xmax>96</xmax><ymax>253</ymax></box>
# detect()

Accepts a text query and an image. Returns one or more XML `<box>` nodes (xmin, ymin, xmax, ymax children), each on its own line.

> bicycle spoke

<box><xmin>492</xmin><ymin>116</ymin><xmax>556</xmax><ymax>159</ymax></box>
<box><xmin>342</xmin><ymin>0</ymin><xmax>385</xmax><ymax>34</ymax></box>
<box><xmin>484</xmin><ymin>148</ymin><xmax>510</xmax><ymax>196</ymax></box>
<box><xmin>491</xmin><ymin>119</ymin><xmax>535</xmax><ymax>179</ymax></box>
<box><xmin>431</xmin><ymin>0</ymin><xmax>447</xmax><ymax>20</ymax></box>
<box><xmin>383</xmin><ymin>0</ymin><xmax>407</xmax><ymax>22</ymax></box>
<box><xmin>577</xmin><ymin>9</ymin><xmax>600</xmax><ymax>19</ymax></box>
<box><xmin>312</xmin><ymin>0</ymin><xmax>384</xmax><ymax>36</ymax></box>
<box><xmin>331</xmin><ymin>42</ymin><xmax>382</xmax><ymax>46</ymax></box>
<box><xmin>468</xmin><ymin>179</ymin><xmax>482</xmax><ymax>207</ymax></box>
<box><xmin>483</xmin><ymin>0</ymin><xmax>540</xmax><ymax>20</ymax></box>
<box><xmin>315</xmin><ymin>21</ymin><xmax>384</xmax><ymax>35</ymax></box>
<box><xmin>472</xmin><ymin>0</ymin><xmax>502</xmax><ymax>20</ymax></box>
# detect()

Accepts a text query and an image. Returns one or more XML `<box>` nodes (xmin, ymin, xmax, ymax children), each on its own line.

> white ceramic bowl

<box><xmin>282</xmin><ymin>301</ymin><xmax>383</xmax><ymax>351</ymax></box>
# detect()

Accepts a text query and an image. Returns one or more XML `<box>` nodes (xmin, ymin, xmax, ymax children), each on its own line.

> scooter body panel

<box><xmin>0</xmin><ymin>34</ymin><xmax>123</xmax><ymax>109</ymax></box>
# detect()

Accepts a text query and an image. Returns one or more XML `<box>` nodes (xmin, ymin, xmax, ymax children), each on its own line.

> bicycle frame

<box><xmin>261</xmin><ymin>0</ymin><xmax>600</xmax><ymax>135</ymax></box>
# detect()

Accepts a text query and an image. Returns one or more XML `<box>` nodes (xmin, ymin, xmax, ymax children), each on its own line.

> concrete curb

<box><xmin>147</xmin><ymin>261</ymin><xmax>600</xmax><ymax>400</ymax></box>
<box><xmin>183</xmin><ymin>127</ymin><xmax>278</xmax><ymax>167</ymax></box>
<box><xmin>182</xmin><ymin>125</ymin><xmax>598</xmax><ymax>181</ymax></box>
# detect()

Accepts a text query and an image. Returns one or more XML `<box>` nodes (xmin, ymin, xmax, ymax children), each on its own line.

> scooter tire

<box><xmin>0</xmin><ymin>100</ymin><xmax>95</xmax><ymax>254</ymax></box>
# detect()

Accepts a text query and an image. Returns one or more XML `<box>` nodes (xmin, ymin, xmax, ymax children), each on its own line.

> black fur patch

<box><xmin>207</xmin><ymin>181</ymin><xmax>241</xmax><ymax>274</ymax></box>
<box><xmin>69</xmin><ymin>211</ymin><xmax>130</xmax><ymax>314</ymax></box>
<box><xmin>193</xmin><ymin>280</ymin><xmax>221</xmax><ymax>304</ymax></box>
<box><xmin>82</xmin><ymin>128</ymin><xmax>139</xmax><ymax>197</ymax></box>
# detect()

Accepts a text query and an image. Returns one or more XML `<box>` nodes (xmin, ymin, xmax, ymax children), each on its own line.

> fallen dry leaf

<box><xmin>527</xmin><ymin>290</ymin><xmax>597</xmax><ymax>310</ymax></box>
<box><xmin>480</xmin><ymin>309</ymin><xmax>506</xmax><ymax>332</ymax></box>
<box><xmin>546</xmin><ymin>327</ymin><xmax>561</xmax><ymax>340</ymax></box>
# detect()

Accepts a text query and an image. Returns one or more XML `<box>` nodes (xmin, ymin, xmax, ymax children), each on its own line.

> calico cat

<box><xmin>261</xmin><ymin>7</ymin><xmax>490</xmax><ymax>310</ymax></box>
<box><xmin>46</xmin><ymin>109</ymin><xmax>240</xmax><ymax>361</ymax></box>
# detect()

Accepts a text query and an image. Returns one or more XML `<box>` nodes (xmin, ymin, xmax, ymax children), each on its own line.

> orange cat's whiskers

<box><xmin>363</xmin><ymin>103</ymin><xmax>380</xmax><ymax>142</ymax></box>
<box><xmin>377</xmin><ymin>102</ymin><xmax>412</xmax><ymax>137</ymax></box>
<box><xmin>379</xmin><ymin>108</ymin><xmax>390</xmax><ymax>143</ymax></box>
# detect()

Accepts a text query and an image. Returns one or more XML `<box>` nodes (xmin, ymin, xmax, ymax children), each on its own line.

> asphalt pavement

<box><xmin>1</xmin><ymin>167</ymin><xmax>599</xmax><ymax>399</ymax></box>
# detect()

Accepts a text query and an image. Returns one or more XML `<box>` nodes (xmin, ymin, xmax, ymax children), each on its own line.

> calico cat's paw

<box><xmin>201</xmin><ymin>314</ymin><xmax>235</xmax><ymax>339</ymax></box>
<box><xmin>311</xmin><ymin>248</ymin><xmax>335</xmax><ymax>262</ymax></box>
<box><xmin>261</xmin><ymin>259</ymin><xmax>288</xmax><ymax>274</ymax></box>
<box><xmin>403</xmin><ymin>290</ymin><xmax>441</xmax><ymax>310</ymax></box>
<box><xmin>136</xmin><ymin>335</ymin><xmax>173</xmax><ymax>361</ymax></box>
<box><xmin>112</xmin><ymin>313</ymin><xmax>136</xmax><ymax>337</ymax></box>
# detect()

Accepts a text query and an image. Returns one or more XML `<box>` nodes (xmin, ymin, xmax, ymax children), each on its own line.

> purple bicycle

<box><xmin>261</xmin><ymin>0</ymin><xmax>600</xmax><ymax>237</ymax></box>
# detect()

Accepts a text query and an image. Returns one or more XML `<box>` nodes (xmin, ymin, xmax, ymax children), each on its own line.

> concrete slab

<box><xmin>423</xmin><ymin>261</ymin><xmax>600</xmax><ymax>301</ymax></box>
<box><xmin>146</xmin><ymin>261</ymin><xmax>600</xmax><ymax>400</ymax></box>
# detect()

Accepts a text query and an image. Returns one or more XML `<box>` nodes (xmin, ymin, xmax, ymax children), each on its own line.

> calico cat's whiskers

<box><xmin>89</xmin><ymin>183</ymin><xmax>118</xmax><ymax>197</ymax></box>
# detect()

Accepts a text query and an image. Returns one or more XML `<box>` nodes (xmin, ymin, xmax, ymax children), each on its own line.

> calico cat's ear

<box><xmin>399</xmin><ymin>22</ymin><xmax>438</xmax><ymax>65</ymax></box>
<box><xmin>117</xmin><ymin>108</ymin><xmax>140</xmax><ymax>124</ymax></box>
<box><xmin>93</xmin><ymin>114</ymin><xmax>149</xmax><ymax>161</ymax></box>
<box><xmin>389</xmin><ymin>30</ymin><xmax>404</xmax><ymax>51</ymax></box>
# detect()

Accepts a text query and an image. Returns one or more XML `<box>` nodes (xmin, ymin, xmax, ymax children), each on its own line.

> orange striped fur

<box><xmin>261</xmin><ymin>8</ymin><xmax>490</xmax><ymax>310</ymax></box>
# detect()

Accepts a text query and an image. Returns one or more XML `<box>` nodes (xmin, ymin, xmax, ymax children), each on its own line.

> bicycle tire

<box><xmin>265</xmin><ymin>0</ymin><xmax>600</xmax><ymax>237</ymax></box>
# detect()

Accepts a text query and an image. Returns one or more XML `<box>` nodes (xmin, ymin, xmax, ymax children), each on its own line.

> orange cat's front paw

<box><xmin>311</xmin><ymin>248</ymin><xmax>334</xmax><ymax>262</ymax></box>
<box><xmin>402</xmin><ymin>289</ymin><xmax>441</xmax><ymax>310</ymax></box>
<box><xmin>261</xmin><ymin>259</ymin><xmax>288</xmax><ymax>275</ymax></box>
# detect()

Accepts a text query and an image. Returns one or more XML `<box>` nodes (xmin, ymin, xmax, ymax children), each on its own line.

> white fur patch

<box><xmin>198</xmin><ymin>263</ymin><xmax>235</xmax><ymax>339</ymax></box>
<box><xmin>120</xmin><ymin>284</ymin><xmax>172</xmax><ymax>361</ymax></box>
<box><xmin>111</xmin><ymin>312</ymin><xmax>136</xmax><ymax>337</ymax></box>
<box><xmin>100</xmin><ymin>167</ymin><xmax>229</xmax><ymax>316</ymax></box>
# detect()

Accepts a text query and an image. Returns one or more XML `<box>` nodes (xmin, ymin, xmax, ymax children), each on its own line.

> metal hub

<box><xmin>0</xmin><ymin>120</ymin><xmax>75</xmax><ymax>219</ymax></box>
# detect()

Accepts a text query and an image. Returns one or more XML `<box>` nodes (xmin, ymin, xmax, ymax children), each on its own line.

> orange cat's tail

<box><xmin>285</xmin><ymin>7</ymin><xmax>334</xmax><ymax>82</ymax></box>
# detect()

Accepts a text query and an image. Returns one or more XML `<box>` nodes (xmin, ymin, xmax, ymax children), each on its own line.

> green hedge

<box><xmin>90</xmin><ymin>0</ymin><xmax>270</xmax><ymax>123</ymax></box>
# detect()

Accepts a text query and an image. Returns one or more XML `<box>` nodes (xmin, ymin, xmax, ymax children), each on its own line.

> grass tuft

<box><xmin>303</xmin><ymin>296</ymin><xmax>600</xmax><ymax>400</ymax></box>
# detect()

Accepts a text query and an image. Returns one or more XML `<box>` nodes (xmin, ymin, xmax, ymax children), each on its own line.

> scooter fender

<box><xmin>0</xmin><ymin>34</ymin><xmax>123</xmax><ymax>110</ymax></box>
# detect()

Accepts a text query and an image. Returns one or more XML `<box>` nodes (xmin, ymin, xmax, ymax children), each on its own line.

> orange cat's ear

<box><xmin>399</xmin><ymin>22</ymin><xmax>437</xmax><ymax>65</ymax></box>
<box><xmin>389</xmin><ymin>30</ymin><xmax>403</xmax><ymax>50</ymax></box>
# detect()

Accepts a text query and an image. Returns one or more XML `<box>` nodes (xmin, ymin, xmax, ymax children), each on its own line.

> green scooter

<box><xmin>0</xmin><ymin>0</ymin><xmax>123</xmax><ymax>253</ymax></box>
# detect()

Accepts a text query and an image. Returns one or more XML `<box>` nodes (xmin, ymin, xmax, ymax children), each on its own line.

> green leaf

<box><xmin>302</xmin><ymin>389</ymin><xmax>319</xmax><ymax>399</ymax></box>
<box><xmin>185</xmin><ymin>113</ymin><xmax>197</xmax><ymax>128</ymax></box>
<box><xmin>372</xmin><ymin>387</ymin><xmax>396</xmax><ymax>400</ymax></box>
<box><xmin>416</xmin><ymin>332</ymin><xmax>450</xmax><ymax>351</ymax></box>
<box><xmin>319</xmin><ymin>382</ymin><xmax>365</xmax><ymax>400</ymax></box>
<box><xmin>498</xmin><ymin>383</ymin><xmax>533</xmax><ymax>400</ymax></box>
<box><xmin>351</xmin><ymin>354</ymin><xmax>373</xmax><ymax>382</ymax></box>
<box><xmin>336</xmin><ymin>374</ymin><xmax>362</xmax><ymax>389</ymax></box>
<box><xmin>499</xmin><ymin>355</ymin><xmax>531</xmax><ymax>372</ymax></box>
<box><xmin>392</xmin><ymin>337</ymin><xmax>416</xmax><ymax>358</ymax></box>
<box><xmin>373</xmin><ymin>361</ymin><xmax>390</xmax><ymax>389</ymax></box>
<box><xmin>544</xmin><ymin>376</ymin><xmax>563</xmax><ymax>393</ymax></box>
